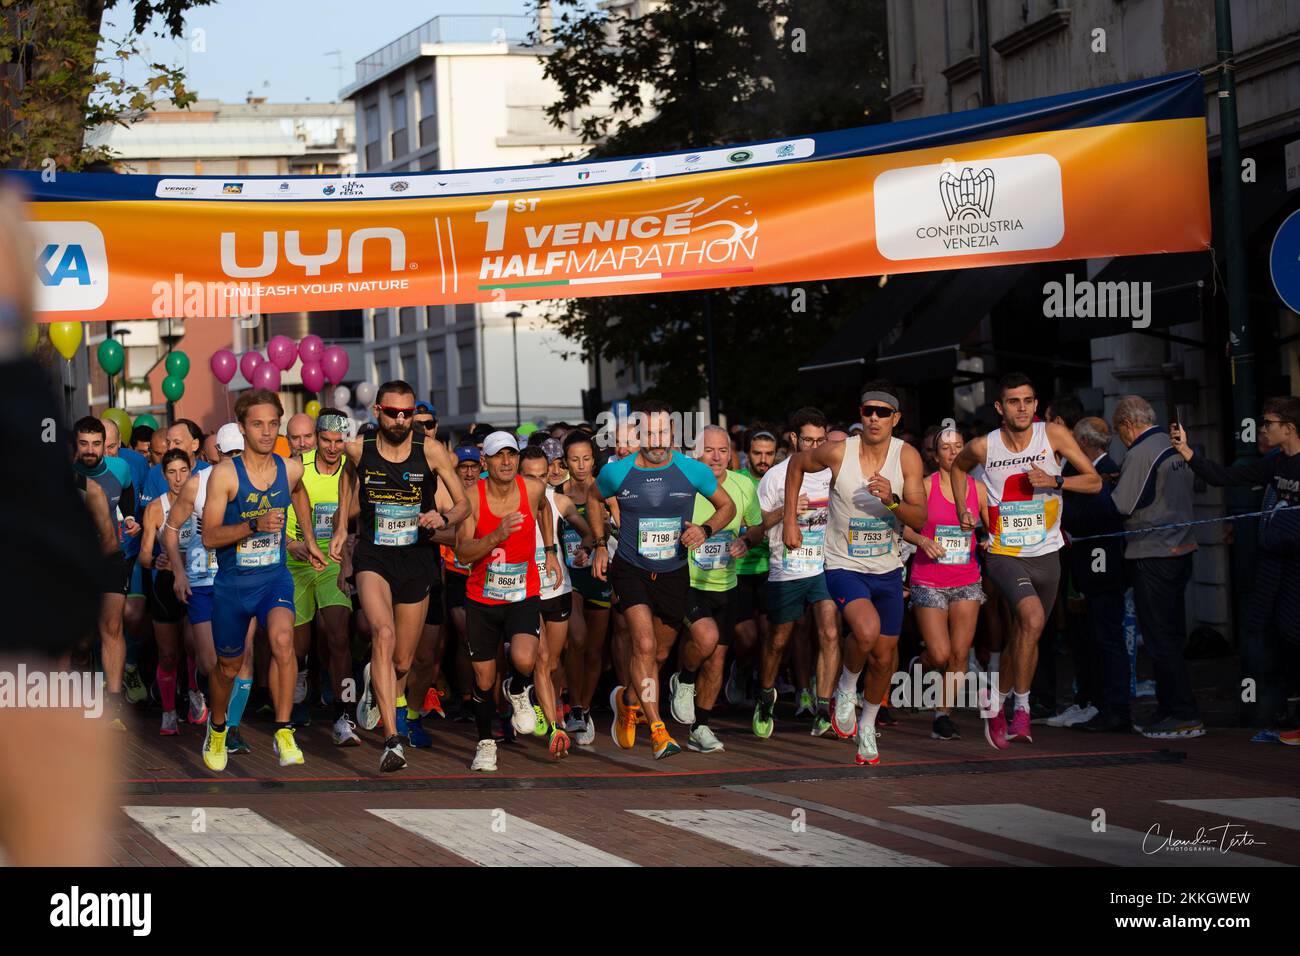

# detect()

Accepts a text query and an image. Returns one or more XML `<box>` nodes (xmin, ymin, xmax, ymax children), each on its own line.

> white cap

<box><xmin>482</xmin><ymin>430</ymin><xmax>519</xmax><ymax>457</ymax></box>
<box><xmin>216</xmin><ymin>422</ymin><xmax>244</xmax><ymax>453</ymax></box>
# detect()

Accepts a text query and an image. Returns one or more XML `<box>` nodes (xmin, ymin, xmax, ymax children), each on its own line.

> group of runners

<box><xmin>73</xmin><ymin>368</ymin><xmax>1264</xmax><ymax>775</ymax></box>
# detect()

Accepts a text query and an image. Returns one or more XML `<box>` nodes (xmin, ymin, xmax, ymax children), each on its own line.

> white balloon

<box><xmin>333</xmin><ymin>385</ymin><xmax>351</xmax><ymax>407</ymax></box>
<box><xmin>338</xmin><ymin>405</ymin><xmax>356</xmax><ymax>438</ymax></box>
<box><xmin>354</xmin><ymin>381</ymin><xmax>376</xmax><ymax>407</ymax></box>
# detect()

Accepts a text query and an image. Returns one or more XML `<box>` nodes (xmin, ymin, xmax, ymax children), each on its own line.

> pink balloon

<box><xmin>300</xmin><ymin>360</ymin><xmax>325</xmax><ymax>393</ymax></box>
<box><xmin>299</xmin><ymin>334</ymin><xmax>324</xmax><ymax>363</ymax></box>
<box><xmin>209</xmin><ymin>349</ymin><xmax>237</xmax><ymax>385</ymax></box>
<box><xmin>239</xmin><ymin>351</ymin><xmax>264</xmax><ymax>383</ymax></box>
<box><xmin>252</xmin><ymin>362</ymin><xmax>281</xmax><ymax>391</ymax></box>
<box><xmin>267</xmin><ymin>335</ymin><xmax>298</xmax><ymax>372</ymax></box>
<box><xmin>320</xmin><ymin>345</ymin><xmax>349</xmax><ymax>385</ymax></box>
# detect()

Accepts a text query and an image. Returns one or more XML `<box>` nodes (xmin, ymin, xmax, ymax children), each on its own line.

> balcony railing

<box><xmin>355</xmin><ymin>15</ymin><xmax>534</xmax><ymax>85</ymax></box>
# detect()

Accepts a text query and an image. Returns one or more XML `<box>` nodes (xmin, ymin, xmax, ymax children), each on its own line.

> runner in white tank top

<box><xmin>783</xmin><ymin>383</ymin><xmax>927</xmax><ymax>767</ymax></box>
<box><xmin>950</xmin><ymin>374</ymin><xmax>1102</xmax><ymax>752</ymax></box>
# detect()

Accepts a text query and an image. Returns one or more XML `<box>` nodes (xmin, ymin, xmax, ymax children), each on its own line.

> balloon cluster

<box><xmin>81</xmin><ymin>324</ymin><xmax>192</xmax><ymax>402</ymax></box>
<box><xmin>209</xmin><ymin>334</ymin><xmax>349</xmax><ymax>395</ymax></box>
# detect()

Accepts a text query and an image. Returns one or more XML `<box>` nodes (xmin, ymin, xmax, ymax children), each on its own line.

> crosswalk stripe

<box><xmin>368</xmin><ymin>809</ymin><xmax>638</xmax><ymax>867</ymax></box>
<box><xmin>1162</xmin><ymin>797</ymin><xmax>1300</xmax><ymax>831</ymax></box>
<box><xmin>895</xmin><ymin>803</ymin><xmax>1288</xmax><ymax>867</ymax></box>
<box><xmin>122</xmin><ymin>807</ymin><xmax>342</xmax><ymax>867</ymax></box>
<box><xmin>631</xmin><ymin>808</ymin><xmax>942</xmax><ymax>866</ymax></box>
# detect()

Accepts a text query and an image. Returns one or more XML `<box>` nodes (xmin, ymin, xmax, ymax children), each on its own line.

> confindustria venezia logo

<box><xmin>31</xmin><ymin>220</ymin><xmax>109</xmax><ymax>312</ymax></box>
<box><xmin>873</xmin><ymin>154</ymin><xmax>1065</xmax><ymax>261</ymax></box>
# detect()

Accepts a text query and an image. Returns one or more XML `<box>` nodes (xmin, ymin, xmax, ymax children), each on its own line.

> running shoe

<box><xmin>931</xmin><ymin>714</ymin><xmax>959</xmax><ymax>740</ymax></box>
<box><xmin>610</xmin><ymin>685</ymin><xmax>638</xmax><ymax>750</ymax></box>
<box><xmin>227</xmin><ymin>726</ymin><xmax>251</xmax><ymax>754</ymax></box>
<box><xmin>1138</xmin><ymin>716</ymin><xmax>1206</xmax><ymax>739</ymax></box>
<box><xmin>187</xmin><ymin>689</ymin><xmax>208</xmax><ymax>725</ymax></box>
<box><xmin>669</xmin><ymin>672</ymin><xmax>696</xmax><ymax>726</ymax></box>
<box><xmin>293</xmin><ymin>669</ymin><xmax>308</xmax><ymax>705</ymax></box>
<box><xmin>854</xmin><ymin>722</ymin><xmax>880</xmax><ymax>766</ymax></box>
<box><xmin>405</xmin><ymin>716</ymin><xmax>433</xmax><ymax>748</ymax></box>
<box><xmin>1008</xmin><ymin>709</ymin><xmax>1033</xmax><ymax>743</ymax></box>
<box><xmin>504</xmin><ymin>678</ymin><xmax>536</xmax><ymax>735</ymax></box>
<box><xmin>422</xmin><ymin>686</ymin><xmax>446</xmax><ymax>719</ymax></box>
<box><xmin>724</xmin><ymin>661</ymin><xmax>748</xmax><ymax>706</ymax></box>
<box><xmin>532</xmin><ymin>703</ymin><xmax>549</xmax><ymax>737</ymax></box>
<box><xmin>809</xmin><ymin>713</ymin><xmax>833</xmax><ymax>737</ymax></box>
<box><xmin>273</xmin><ymin>727</ymin><xmax>305</xmax><ymax>766</ymax></box>
<box><xmin>202</xmin><ymin>720</ymin><xmax>228</xmax><ymax>772</ymax></box>
<box><xmin>332</xmin><ymin>713</ymin><xmax>361</xmax><ymax>746</ymax></box>
<box><xmin>752</xmin><ymin>689</ymin><xmax>776</xmax><ymax>739</ymax></box>
<box><xmin>650</xmin><ymin>721</ymin><xmax>681</xmax><ymax>760</ymax></box>
<box><xmin>776</xmin><ymin>674</ymin><xmax>796</xmax><ymax>696</ymax></box>
<box><xmin>1045</xmin><ymin>703</ymin><xmax>1086</xmax><ymax>727</ymax></box>
<box><xmin>831</xmin><ymin>693</ymin><xmax>858</xmax><ymax>739</ymax></box>
<box><xmin>687</xmin><ymin>725</ymin><xmax>724</xmax><ymax>753</ymax></box>
<box><xmin>356</xmin><ymin>662</ymin><xmax>380</xmax><ymax>731</ymax></box>
<box><xmin>575</xmin><ymin>713</ymin><xmax>596</xmax><ymax>747</ymax></box>
<box><xmin>549</xmin><ymin>727</ymin><xmax>571</xmax><ymax>760</ymax></box>
<box><xmin>471</xmin><ymin>739</ymin><xmax>498</xmax><ymax>772</ymax></box>
<box><xmin>160</xmin><ymin>711</ymin><xmax>179</xmax><ymax>736</ymax></box>
<box><xmin>123</xmin><ymin>664</ymin><xmax>147</xmax><ymax>704</ymax></box>
<box><xmin>380</xmin><ymin>738</ymin><xmax>407</xmax><ymax>773</ymax></box>
<box><xmin>1279</xmin><ymin>728</ymin><xmax>1300</xmax><ymax>746</ymax></box>
<box><xmin>794</xmin><ymin>689</ymin><xmax>815</xmax><ymax>718</ymax></box>
<box><xmin>983</xmin><ymin>710</ymin><xmax>1011</xmax><ymax>750</ymax></box>
<box><xmin>563</xmin><ymin>706</ymin><xmax>586</xmax><ymax>734</ymax></box>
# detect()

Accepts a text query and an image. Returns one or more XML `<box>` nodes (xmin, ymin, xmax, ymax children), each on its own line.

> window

<box><xmin>454</xmin><ymin>303</ymin><xmax>476</xmax><ymax>326</ymax></box>
<box><xmin>390</xmin><ymin>90</ymin><xmax>408</xmax><ymax>158</ymax></box>
<box><xmin>363</xmin><ymin>103</ymin><xmax>381</xmax><ymax>169</ymax></box>
<box><xmin>372</xmin><ymin>309</ymin><xmax>389</xmax><ymax>340</ymax></box>
<box><xmin>400</xmin><ymin>346</ymin><xmax>418</xmax><ymax>387</ymax></box>
<box><xmin>428</xmin><ymin>339</ymin><xmax>448</xmax><ymax>414</ymax></box>
<box><xmin>374</xmin><ymin>353</ymin><xmax>390</xmax><ymax>386</ymax></box>
<box><xmin>457</xmin><ymin>333</ymin><xmax>477</xmax><ymax>412</ymax></box>
<box><xmin>417</xmin><ymin>75</ymin><xmax>435</xmax><ymax>147</ymax></box>
<box><xmin>398</xmin><ymin>306</ymin><xmax>418</xmax><ymax>335</ymax></box>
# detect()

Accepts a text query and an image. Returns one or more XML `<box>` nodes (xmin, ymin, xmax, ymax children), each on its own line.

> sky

<box><xmin>102</xmin><ymin>0</ymin><xmax>535</xmax><ymax>104</ymax></box>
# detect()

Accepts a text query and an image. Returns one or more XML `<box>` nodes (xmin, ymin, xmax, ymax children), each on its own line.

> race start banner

<box><xmin>15</xmin><ymin>70</ymin><xmax>1210</xmax><ymax>324</ymax></box>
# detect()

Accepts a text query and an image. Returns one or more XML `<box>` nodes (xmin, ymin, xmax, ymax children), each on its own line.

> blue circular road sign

<box><xmin>1270</xmin><ymin>208</ymin><xmax>1300</xmax><ymax>314</ymax></box>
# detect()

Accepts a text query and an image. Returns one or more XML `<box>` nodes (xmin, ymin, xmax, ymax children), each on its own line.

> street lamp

<box><xmin>506</xmin><ymin>310</ymin><xmax>523</xmax><ymax>429</ymax></box>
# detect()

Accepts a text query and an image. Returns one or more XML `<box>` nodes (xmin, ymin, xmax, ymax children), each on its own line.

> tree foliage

<box><xmin>535</xmin><ymin>0</ymin><xmax>890</xmax><ymax>418</ymax></box>
<box><xmin>0</xmin><ymin>0</ymin><xmax>213</xmax><ymax>170</ymax></box>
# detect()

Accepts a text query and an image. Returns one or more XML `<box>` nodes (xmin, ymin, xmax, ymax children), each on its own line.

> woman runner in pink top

<box><xmin>902</xmin><ymin>428</ymin><xmax>990</xmax><ymax>741</ymax></box>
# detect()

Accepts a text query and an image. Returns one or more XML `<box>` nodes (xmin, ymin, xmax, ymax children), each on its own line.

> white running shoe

<box><xmin>855</xmin><ymin>722</ymin><xmax>880</xmax><ymax>766</ymax></box>
<box><xmin>332</xmin><ymin>713</ymin><xmax>361</xmax><ymax>746</ymax></box>
<box><xmin>504</xmin><ymin>678</ymin><xmax>536</xmax><ymax>735</ymax></box>
<box><xmin>668</xmin><ymin>672</ymin><xmax>695</xmax><ymax>725</ymax></box>
<box><xmin>356</xmin><ymin>662</ymin><xmax>380</xmax><ymax>731</ymax></box>
<box><xmin>380</xmin><ymin>739</ymin><xmax>406</xmax><ymax>773</ymax></box>
<box><xmin>293</xmin><ymin>669</ymin><xmax>308</xmax><ymax>705</ymax></box>
<box><xmin>575</xmin><ymin>714</ymin><xmax>596</xmax><ymax>746</ymax></box>
<box><xmin>831</xmin><ymin>692</ymin><xmax>858</xmax><ymax>739</ymax></box>
<box><xmin>1046</xmin><ymin>703</ymin><xmax>1098</xmax><ymax>727</ymax></box>
<box><xmin>187</xmin><ymin>689</ymin><xmax>208</xmax><ymax>725</ymax></box>
<box><xmin>687</xmin><ymin>725</ymin><xmax>725</xmax><ymax>753</ymax></box>
<box><xmin>563</xmin><ymin>709</ymin><xmax>586</xmax><ymax>733</ymax></box>
<box><xmin>471</xmin><ymin>739</ymin><xmax>498</xmax><ymax>772</ymax></box>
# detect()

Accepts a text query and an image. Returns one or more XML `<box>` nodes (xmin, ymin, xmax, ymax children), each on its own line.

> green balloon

<box><xmin>161</xmin><ymin>375</ymin><xmax>185</xmax><ymax>402</ymax></box>
<box><xmin>165</xmin><ymin>350</ymin><xmax>191</xmax><ymax>379</ymax></box>
<box><xmin>133</xmin><ymin>413</ymin><xmax>159</xmax><ymax>431</ymax></box>
<box><xmin>97</xmin><ymin>339</ymin><xmax>124</xmax><ymax>376</ymax></box>
<box><xmin>102</xmin><ymin>408</ymin><xmax>132</xmax><ymax>440</ymax></box>
<box><xmin>516</xmin><ymin>422</ymin><xmax>538</xmax><ymax>436</ymax></box>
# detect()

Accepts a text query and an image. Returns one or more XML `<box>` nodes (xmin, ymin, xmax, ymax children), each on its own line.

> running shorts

<box><xmin>352</xmin><ymin>541</ymin><xmax>435</xmax><ymax>606</ymax></box>
<box><xmin>289</xmin><ymin>559</ymin><xmax>351</xmax><ymax>627</ymax></box>
<box><xmin>464</xmin><ymin>596</ymin><xmax>541</xmax><ymax>662</ymax></box>
<box><xmin>765</xmin><ymin>573</ymin><xmax>832</xmax><ymax>625</ymax></box>
<box><xmin>212</xmin><ymin>569</ymin><xmax>295</xmax><ymax>658</ymax></box>
<box><xmin>826</xmin><ymin>567</ymin><xmax>905</xmax><ymax>636</ymax></box>
<box><xmin>609</xmin><ymin>557</ymin><xmax>687</xmax><ymax>625</ymax></box>
<box><xmin>984</xmin><ymin>551</ymin><xmax>1061</xmax><ymax>618</ymax></box>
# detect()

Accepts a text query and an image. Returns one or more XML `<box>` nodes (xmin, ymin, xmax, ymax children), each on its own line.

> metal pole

<box><xmin>687</xmin><ymin>37</ymin><xmax>719</xmax><ymax>421</ymax></box>
<box><xmin>1215</xmin><ymin>0</ymin><xmax>1269</xmax><ymax>725</ymax></box>
<box><xmin>512</xmin><ymin>313</ymin><xmax>521</xmax><ymax>429</ymax></box>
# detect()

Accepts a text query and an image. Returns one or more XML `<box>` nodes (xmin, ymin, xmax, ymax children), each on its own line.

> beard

<box><xmin>379</xmin><ymin>420</ymin><xmax>411</xmax><ymax>445</ymax></box>
<box><xmin>642</xmin><ymin>446</ymin><xmax>670</xmax><ymax>464</ymax></box>
<box><xmin>78</xmin><ymin>452</ymin><xmax>102</xmax><ymax>471</ymax></box>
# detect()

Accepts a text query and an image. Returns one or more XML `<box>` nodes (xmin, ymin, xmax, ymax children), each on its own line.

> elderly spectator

<box><xmin>1061</xmin><ymin>417</ymin><xmax>1131</xmax><ymax>732</ymax></box>
<box><xmin>286</xmin><ymin>412</ymin><xmax>316</xmax><ymax>457</ymax></box>
<box><xmin>1110</xmin><ymin>395</ymin><xmax>1202</xmax><ymax>739</ymax></box>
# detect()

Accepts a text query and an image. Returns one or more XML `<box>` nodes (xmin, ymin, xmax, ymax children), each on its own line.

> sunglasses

<box><xmin>859</xmin><ymin>404</ymin><xmax>896</xmax><ymax>419</ymax></box>
<box><xmin>378</xmin><ymin>406</ymin><xmax>417</xmax><ymax>419</ymax></box>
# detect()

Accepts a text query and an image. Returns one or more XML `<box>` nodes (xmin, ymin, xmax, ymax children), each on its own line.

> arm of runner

<box><xmin>139</xmin><ymin>498</ymin><xmax>162</xmax><ymax>569</ymax></box>
<box><xmin>202</xmin><ymin>460</ymin><xmax>259</xmax><ymax>549</ymax></box>
<box><xmin>455</xmin><ymin>493</ymin><xmax>522</xmax><ymax>567</ymax></box>
<box><xmin>783</xmin><ymin>443</ymin><xmax>840</xmax><ymax>549</ymax></box>
<box><xmin>288</xmin><ymin>458</ymin><xmax>326</xmax><ymax>570</ymax></box>
<box><xmin>163</xmin><ymin>477</ymin><xmax>196</xmax><ymax>600</ymax></box>
<box><xmin>951</xmin><ymin>435</ymin><xmax>986</xmax><ymax>532</ymax></box>
<box><xmin>586</xmin><ymin>480</ymin><xmax>610</xmax><ymax>581</ymax></box>
<box><xmin>426</xmin><ymin>439</ymin><xmax>470</xmax><ymax>528</ymax></box>
<box><xmin>1042</xmin><ymin>423</ymin><xmax>1102</xmax><ymax>494</ymax></box>
<box><xmin>684</xmin><ymin>482</ymin><xmax>735</xmax><ymax>551</ymax></box>
<box><xmin>894</xmin><ymin>443</ymin><xmax>929</xmax><ymax>531</ymax></box>
<box><xmin>330</xmin><ymin>460</ymin><xmax>357</xmax><ymax>563</ymax></box>
<box><xmin>733</xmin><ymin>484</ymin><xmax>761</xmax><ymax>554</ymax></box>
<box><xmin>976</xmin><ymin>478</ymin><xmax>990</xmax><ymax>530</ymax></box>
<box><xmin>531</xmin><ymin>477</ymin><xmax>564</xmax><ymax>585</ymax></box>
<box><xmin>84</xmin><ymin>479</ymin><xmax>119</xmax><ymax>556</ymax></box>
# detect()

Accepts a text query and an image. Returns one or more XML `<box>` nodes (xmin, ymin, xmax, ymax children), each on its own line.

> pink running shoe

<box><xmin>1008</xmin><ymin>708</ymin><xmax>1033</xmax><ymax>743</ymax></box>
<box><xmin>984</xmin><ymin>710</ymin><xmax>1011</xmax><ymax>750</ymax></box>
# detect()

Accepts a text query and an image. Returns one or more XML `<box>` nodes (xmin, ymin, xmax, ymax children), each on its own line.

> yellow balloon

<box><xmin>305</xmin><ymin>400</ymin><xmax>322</xmax><ymax>419</ymax></box>
<box><xmin>48</xmin><ymin>322</ymin><xmax>83</xmax><ymax>361</ymax></box>
<box><xmin>22</xmin><ymin>324</ymin><xmax>38</xmax><ymax>355</ymax></box>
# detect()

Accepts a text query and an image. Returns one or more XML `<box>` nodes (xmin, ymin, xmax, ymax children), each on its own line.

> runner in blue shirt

<box><xmin>588</xmin><ymin>400</ymin><xmax>735</xmax><ymax>759</ymax></box>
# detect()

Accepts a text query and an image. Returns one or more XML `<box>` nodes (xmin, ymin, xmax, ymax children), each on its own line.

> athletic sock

<box><xmin>473</xmin><ymin>692</ymin><xmax>494</xmax><ymax>741</ymax></box>
<box><xmin>275</xmin><ymin>721</ymin><xmax>291</xmax><ymax>732</ymax></box>
<box><xmin>759</xmin><ymin>686</ymin><xmax>777</xmax><ymax>705</ymax></box>
<box><xmin>210</xmin><ymin>719</ymin><xmax>226</xmax><ymax>734</ymax></box>
<box><xmin>227</xmin><ymin>677</ymin><xmax>253</xmax><ymax>729</ymax></box>
<box><xmin>816</xmin><ymin>696</ymin><xmax>832</xmax><ymax>717</ymax></box>
<box><xmin>679</xmin><ymin>667</ymin><xmax>697</xmax><ymax>685</ymax></box>
<box><xmin>395</xmin><ymin>694</ymin><xmax>407</xmax><ymax>710</ymax></box>
<box><xmin>693</xmin><ymin>707</ymin><xmax>711</xmax><ymax>730</ymax></box>
<box><xmin>156</xmin><ymin>665</ymin><xmax>176</xmax><ymax>713</ymax></box>
<box><xmin>406</xmin><ymin>705</ymin><xmax>421</xmax><ymax>721</ymax></box>
<box><xmin>988</xmin><ymin>684</ymin><xmax>1006</xmax><ymax>712</ymax></box>
<box><xmin>836</xmin><ymin>666</ymin><xmax>861</xmax><ymax>698</ymax></box>
<box><xmin>863</xmin><ymin>702</ymin><xmax>881</xmax><ymax>728</ymax></box>
<box><xmin>1014</xmin><ymin>690</ymin><xmax>1031</xmax><ymax>713</ymax></box>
